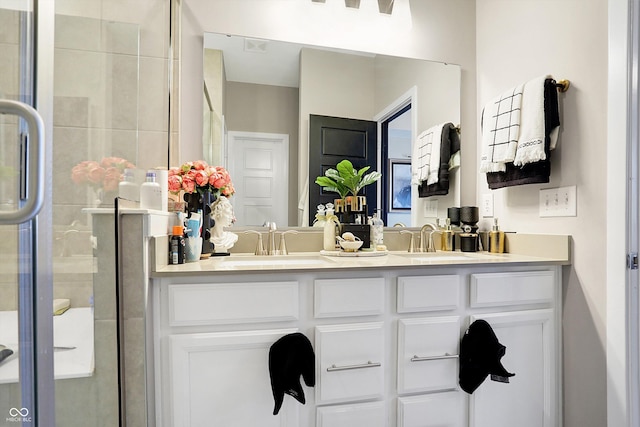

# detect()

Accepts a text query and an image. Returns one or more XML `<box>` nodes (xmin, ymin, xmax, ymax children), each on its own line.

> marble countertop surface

<box><xmin>152</xmin><ymin>234</ymin><xmax>570</xmax><ymax>277</ymax></box>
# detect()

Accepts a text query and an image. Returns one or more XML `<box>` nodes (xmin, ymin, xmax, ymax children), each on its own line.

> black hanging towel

<box><xmin>459</xmin><ymin>319</ymin><xmax>515</xmax><ymax>394</ymax></box>
<box><xmin>268</xmin><ymin>332</ymin><xmax>315</xmax><ymax>415</ymax></box>
<box><xmin>418</xmin><ymin>122</ymin><xmax>461</xmax><ymax>197</ymax></box>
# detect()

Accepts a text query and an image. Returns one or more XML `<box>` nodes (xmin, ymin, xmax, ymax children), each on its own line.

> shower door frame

<box><xmin>0</xmin><ymin>0</ymin><xmax>57</xmax><ymax>425</ymax></box>
<box><xmin>32</xmin><ymin>1</ymin><xmax>55</xmax><ymax>424</ymax></box>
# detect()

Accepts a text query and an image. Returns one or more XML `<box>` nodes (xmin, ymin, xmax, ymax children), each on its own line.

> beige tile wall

<box><xmin>49</xmin><ymin>1</ymin><xmax>168</xmax><ymax>425</ymax></box>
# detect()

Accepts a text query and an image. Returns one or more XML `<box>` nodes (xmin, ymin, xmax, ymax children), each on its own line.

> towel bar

<box><xmin>410</xmin><ymin>353</ymin><xmax>459</xmax><ymax>362</ymax></box>
<box><xmin>327</xmin><ymin>360</ymin><xmax>381</xmax><ymax>372</ymax></box>
<box><xmin>554</xmin><ymin>79</ymin><xmax>570</xmax><ymax>92</ymax></box>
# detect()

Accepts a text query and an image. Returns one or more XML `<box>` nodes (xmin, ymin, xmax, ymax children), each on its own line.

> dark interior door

<box><xmin>309</xmin><ymin>114</ymin><xmax>377</xmax><ymax>224</ymax></box>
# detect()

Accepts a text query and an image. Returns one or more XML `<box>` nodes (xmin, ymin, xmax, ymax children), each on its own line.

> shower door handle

<box><xmin>0</xmin><ymin>99</ymin><xmax>45</xmax><ymax>225</ymax></box>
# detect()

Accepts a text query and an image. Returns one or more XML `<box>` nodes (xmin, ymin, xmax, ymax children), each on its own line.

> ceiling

<box><xmin>203</xmin><ymin>32</ymin><xmax>374</xmax><ymax>89</ymax></box>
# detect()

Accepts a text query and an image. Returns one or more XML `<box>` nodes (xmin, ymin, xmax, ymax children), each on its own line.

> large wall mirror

<box><xmin>174</xmin><ymin>2</ymin><xmax>462</xmax><ymax>228</ymax></box>
<box><xmin>200</xmin><ymin>34</ymin><xmax>461</xmax><ymax>228</ymax></box>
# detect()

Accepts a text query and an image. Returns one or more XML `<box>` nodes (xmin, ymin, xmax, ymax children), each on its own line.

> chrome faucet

<box><xmin>278</xmin><ymin>230</ymin><xmax>299</xmax><ymax>255</ymax></box>
<box><xmin>399</xmin><ymin>229</ymin><xmax>416</xmax><ymax>252</ymax></box>
<box><xmin>244</xmin><ymin>230</ymin><xmax>266</xmax><ymax>255</ymax></box>
<box><xmin>419</xmin><ymin>223</ymin><xmax>439</xmax><ymax>252</ymax></box>
<box><xmin>266</xmin><ymin>222</ymin><xmax>278</xmax><ymax>255</ymax></box>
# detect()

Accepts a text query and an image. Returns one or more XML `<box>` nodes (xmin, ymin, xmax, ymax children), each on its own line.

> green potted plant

<box><xmin>315</xmin><ymin>159</ymin><xmax>381</xmax><ymax>222</ymax></box>
<box><xmin>315</xmin><ymin>159</ymin><xmax>381</xmax><ymax>198</ymax></box>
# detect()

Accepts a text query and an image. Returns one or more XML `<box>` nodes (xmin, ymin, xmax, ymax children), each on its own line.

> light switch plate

<box><xmin>539</xmin><ymin>185</ymin><xmax>577</xmax><ymax>217</ymax></box>
<box><xmin>481</xmin><ymin>193</ymin><xmax>494</xmax><ymax>217</ymax></box>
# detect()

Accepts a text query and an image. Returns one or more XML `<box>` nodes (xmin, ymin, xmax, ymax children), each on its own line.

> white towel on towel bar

<box><xmin>412</xmin><ymin>128</ymin><xmax>432</xmax><ymax>183</ymax></box>
<box><xmin>514</xmin><ymin>74</ymin><xmax>559</xmax><ymax>166</ymax></box>
<box><xmin>480</xmin><ymin>84</ymin><xmax>524</xmax><ymax>173</ymax></box>
<box><xmin>412</xmin><ymin>123</ymin><xmax>446</xmax><ymax>185</ymax></box>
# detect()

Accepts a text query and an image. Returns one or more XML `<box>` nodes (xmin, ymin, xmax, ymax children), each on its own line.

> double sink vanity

<box><xmin>144</xmin><ymin>222</ymin><xmax>568</xmax><ymax>427</ymax></box>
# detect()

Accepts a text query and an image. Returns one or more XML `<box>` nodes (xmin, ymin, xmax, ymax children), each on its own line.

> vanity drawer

<box><xmin>317</xmin><ymin>401</ymin><xmax>386</xmax><ymax>427</ymax></box>
<box><xmin>397</xmin><ymin>275</ymin><xmax>460</xmax><ymax>313</ymax></box>
<box><xmin>397</xmin><ymin>317</ymin><xmax>460</xmax><ymax>394</ymax></box>
<box><xmin>470</xmin><ymin>271</ymin><xmax>555</xmax><ymax>308</ymax></box>
<box><xmin>167</xmin><ymin>281</ymin><xmax>299</xmax><ymax>326</ymax></box>
<box><xmin>398</xmin><ymin>391</ymin><xmax>464</xmax><ymax>427</ymax></box>
<box><xmin>314</xmin><ymin>277</ymin><xmax>385</xmax><ymax>318</ymax></box>
<box><xmin>315</xmin><ymin>322</ymin><xmax>384</xmax><ymax>404</ymax></box>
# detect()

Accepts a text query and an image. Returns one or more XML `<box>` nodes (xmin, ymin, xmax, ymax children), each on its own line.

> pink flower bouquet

<box><xmin>168</xmin><ymin>160</ymin><xmax>235</xmax><ymax>198</ymax></box>
<box><xmin>71</xmin><ymin>157</ymin><xmax>135</xmax><ymax>192</ymax></box>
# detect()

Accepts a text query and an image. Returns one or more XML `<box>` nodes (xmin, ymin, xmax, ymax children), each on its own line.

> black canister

<box><xmin>447</xmin><ymin>207</ymin><xmax>460</xmax><ymax>226</ymax></box>
<box><xmin>459</xmin><ymin>233</ymin><xmax>478</xmax><ymax>252</ymax></box>
<box><xmin>460</xmin><ymin>206</ymin><xmax>479</xmax><ymax>225</ymax></box>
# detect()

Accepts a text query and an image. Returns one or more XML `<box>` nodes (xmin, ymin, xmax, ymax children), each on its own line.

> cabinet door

<box><xmin>398</xmin><ymin>392</ymin><xmax>465</xmax><ymax>427</ymax></box>
<box><xmin>469</xmin><ymin>310</ymin><xmax>558</xmax><ymax>427</ymax></box>
<box><xmin>314</xmin><ymin>277</ymin><xmax>385</xmax><ymax>318</ymax></box>
<box><xmin>168</xmin><ymin>328</ymin><xmax>300</xmax><ymax>427</ymax></box>
<box><xmin>316</xmin><ymin>322</ymin><xmax>385</xmax><ymax>404</ymax></box>
<box><xmin>317</xmin><ymin>401</ymin><xmax>386</xmax><ymax>427</ymax></box>
<box><xmin>397</xmin><ymin>317</ymin><xmax>460</xmax><ymax>394</ymax></box>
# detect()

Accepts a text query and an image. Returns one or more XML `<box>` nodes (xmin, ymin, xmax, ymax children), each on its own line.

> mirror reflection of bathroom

<box><xmin>200</xmin><ymin>33</ymin><xmax>461</xmax><ymax>227</ymax></box>
<box><xmin>381</xmin><ymin>103</ymin><xmax>412</xmax><ymax>227</ymax></box>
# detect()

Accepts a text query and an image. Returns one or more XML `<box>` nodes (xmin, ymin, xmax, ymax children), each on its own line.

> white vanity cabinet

<box><xmin>315</xmin><ymin>322</ymin><xmax>385</xmax><ymax>404</ymax></box>
<box><xmin>154</xmin><ymin>280</ymin><xmax>303</xmax><ymax>427</ymax></box>
<box><xmin>397</xmin><ymin>316</ymin><xmax>461</xmax><ymax>395</ymax></box>
<box><xmin>467</xmin><ymin>271</ymin><xmax>560</xmax><ymax>427</ymax></box>
<box><xmin>151</xmin><ymin>261</ymin><xmax>563</xmax><ymax>427</ymax></box>
<box><xmin>398</xmin><ymin>392</ymin><xmax>465</xmax><ymax>427</ymax></box>
<box><xmin>395</xmin><ymin>274</ymin><xmax>465</xmax><ymax>427</ymax></box>
<box><xmin>168</xmin><ymin>328</ymin><xmax>300</xmax><ymax>427</ymax></box>
<box><xmin>313</xmin><ymin>277</ymin><xmax>387</xmax><ymax>423</ymax></box>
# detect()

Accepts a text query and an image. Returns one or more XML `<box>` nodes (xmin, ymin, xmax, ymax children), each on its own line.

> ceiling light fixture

<box><xmin>307</xmin><ymin>0</ymin><xmax>412</xmax><ymax>36</ymax></box>
<box><xmin>312</xmin><ymin>0</ymin><xmax>395</xmax><ymax>15</ymax></box>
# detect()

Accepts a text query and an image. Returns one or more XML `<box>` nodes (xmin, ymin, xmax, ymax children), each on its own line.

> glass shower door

<box><xmin>2</xmin><ymin>1</ymin><xmax>141</xmax><ymax>426</ymax></box>
<box><xmin>0</xmin><ymin>1</ymin><xmax>53</xmax><ymax>426</ymax></box>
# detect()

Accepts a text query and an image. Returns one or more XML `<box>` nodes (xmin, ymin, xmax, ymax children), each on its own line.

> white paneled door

<box><xmin>227</xmin><ymin>131</ymin><xmax>289</xmax><ymax>227</ymax></box>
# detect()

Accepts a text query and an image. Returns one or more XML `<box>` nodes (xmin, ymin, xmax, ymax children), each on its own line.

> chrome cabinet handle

<box><xmin>410</xmin><ymin>353</ymin><xmax>459</xmax><ymax>362</ymax></box>
<box><xmin>0</xmin><ymin>99</ymin><xmax>45</xmax><ymax>225</ymax></box>
<box><xmin>327</xmin><ymin>360</ymin><xmax>381</xmax><ymax>372</ymax></box>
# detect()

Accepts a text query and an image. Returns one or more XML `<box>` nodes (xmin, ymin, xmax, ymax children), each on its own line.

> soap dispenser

<box><xmin>441</xmin><ymin>218</ymin><xmax>454</xmax><ymax>251</ymax></box>
<box><xmin>313</xmin><ymin>204</ymin><xmax>327</xmax><ymax>228</ymax></box>
<box><xmin>370</xmin><ymin>210</ymin><xmax>384</xmax><ymax>250</ymax></box>
<box><xmin>488</xmin><ymin>218</ymin><xmax>505</xmax><ymax>253</ymax></box>
<box><xmin>323</xmin><ymin>204</ymin><xmax>340</xmax><ymax>251</ymax></box>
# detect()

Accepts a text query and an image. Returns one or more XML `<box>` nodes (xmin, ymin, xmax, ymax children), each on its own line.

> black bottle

<box><xmin>169</xmin><ymin>225</ymin><xmax>186</xmax><ymax>264</ymax></box>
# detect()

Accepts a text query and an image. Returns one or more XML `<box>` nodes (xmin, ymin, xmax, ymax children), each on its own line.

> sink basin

<box><xmin>217</xmin><ymin>255</ymin><xmax>335</xmax><ymax>268</ymax></box>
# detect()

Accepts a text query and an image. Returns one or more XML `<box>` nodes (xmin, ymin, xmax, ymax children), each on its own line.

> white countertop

<box><xmin>152</xmin><ymin>247</ymin><xmax>570</xmax><ymax>277</ymax></box>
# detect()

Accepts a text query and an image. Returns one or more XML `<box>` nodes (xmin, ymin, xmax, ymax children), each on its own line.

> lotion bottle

<box><xmin>140</xmin><ymin>171</ymin><xmax>163</xmax><ymax>210</ymax></box>
<box><xmin>323</xmin><ymin>205</ymin><xmax>340</xmax><ymax>251</ymax></box>
<box><xmin>489</xmin><ymin>218</ymin><xmax>505</xmax><ymax>253</ymax></box>
<box><xmin>118</xmin><ymin>169</ymin><xmax>139</xmax><ymax>202</ymax></box>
